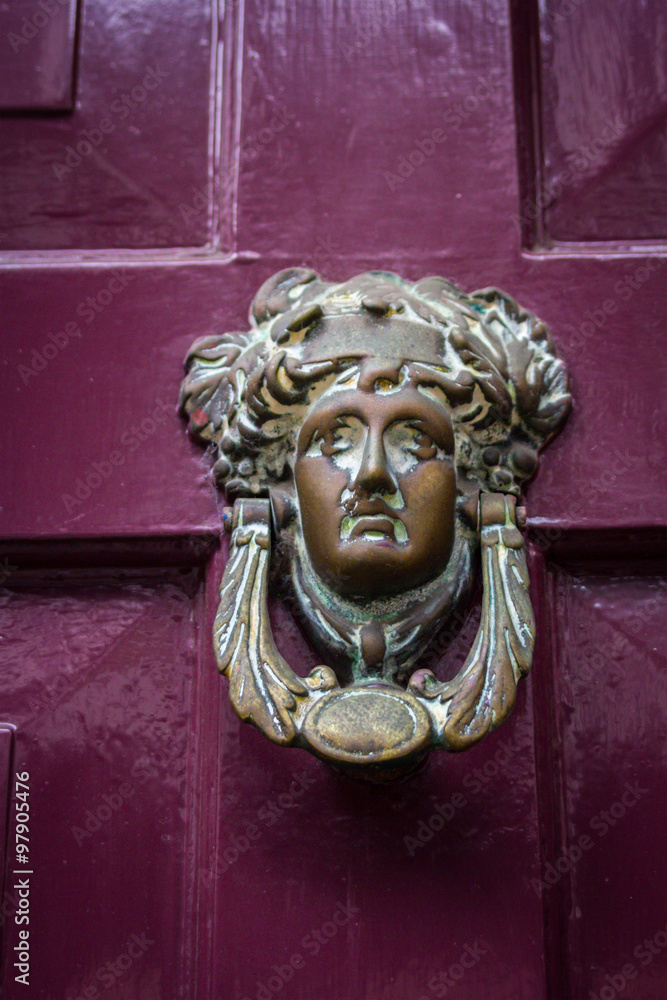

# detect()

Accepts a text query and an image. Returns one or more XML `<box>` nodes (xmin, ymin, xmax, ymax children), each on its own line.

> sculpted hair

<box><xmin>180</xmin><ymin>268</ymin><xmax>571</xmax><ymax>500</ymax></box>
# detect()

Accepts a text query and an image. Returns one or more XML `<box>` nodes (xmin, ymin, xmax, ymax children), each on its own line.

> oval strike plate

<box><xmin>180</xmin><ymin>269</ymin><xmax>571</xmax><ymax>779</ymax></box>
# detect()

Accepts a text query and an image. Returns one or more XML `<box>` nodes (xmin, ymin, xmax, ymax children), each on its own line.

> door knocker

<box><xmin>180</xmin><ymin>269</ymin><xmax>570</xmax><ymax>778</ymax></box>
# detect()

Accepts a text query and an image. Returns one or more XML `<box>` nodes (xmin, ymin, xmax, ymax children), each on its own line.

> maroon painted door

<box><xmin>1</xmin><ymin>2</ymin><xmax>665</xmax><ymax>999</ymax></box>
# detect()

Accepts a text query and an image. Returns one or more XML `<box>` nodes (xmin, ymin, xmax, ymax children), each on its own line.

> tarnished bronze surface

<box><xmin>180</xmin><ymin>269</ymin><xmax>570</xmax><ymax>777</ymax></box>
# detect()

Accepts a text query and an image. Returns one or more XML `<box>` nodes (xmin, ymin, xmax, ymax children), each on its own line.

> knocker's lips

<box><xmin>340</xmin><ymin>502</ymin><xmax>408</xmax><ymax>545</ymax></box>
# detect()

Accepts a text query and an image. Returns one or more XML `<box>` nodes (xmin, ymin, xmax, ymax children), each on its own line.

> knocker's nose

<box><xmin>354</xmin><ymin>433</ymin><xmax>397</xmax><ymax>494</ymax></box>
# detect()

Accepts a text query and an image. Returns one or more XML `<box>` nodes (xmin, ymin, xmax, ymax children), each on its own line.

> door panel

<box><xmin>0</xmin><ymin>0</ymin><xmax>78</xmax><ymax>111</ymax></box>
<box><xmin>534</xmin><ymin>543</ymin><xmax>667</xmax><ymax>1000</ymax></box>
<box><xmin>536</xmin><ymin>0</ymin><xmax>667</xmax><ymax>243</ymax></box>
<box><xmin>0</xmin><ymin>555</ymin><xmax>219</xmax><ymax>999</ymax></box>
<box><xmin>0</xmin><ymin>0</ymin><xmax>213</xmax><ymax>250</ymax></box>
<box><xmin>236</xmin><ymin>0</ymin><xmax>520</xmax><ymax>267</ymax></box>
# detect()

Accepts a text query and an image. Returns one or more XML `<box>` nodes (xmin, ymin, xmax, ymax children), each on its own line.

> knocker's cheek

<box><xmin>397</xmin><ymin>462</ymin><xmax>458</xmax><ymax>585</ymax></box>
<box><xmin>294</xmin><ymin>457</ymin><xmax>350</xmax><ymax>585</ymax></box>
<box><xmin>294</xmin><ymin>457</ymin><xmax>458</xmax><ymax>598</ymax></box>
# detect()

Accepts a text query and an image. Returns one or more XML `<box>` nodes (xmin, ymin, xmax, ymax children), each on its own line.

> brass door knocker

<box><xmin>180</xmin><ymin>269</ymin><xmax>570</xmax><ymax>778</ymax></box>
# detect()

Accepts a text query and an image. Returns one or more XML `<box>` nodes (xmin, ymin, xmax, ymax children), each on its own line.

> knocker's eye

<box><xmin>307</xmin><ymin>418</ymin><xmax>356</xmax><ymax>458</ymax></box>
<box><xmin>320</xmin><ymin>426</ymin><xmax>351</xmax><ymax>457</ymax></box>
<box><xmin>404</xmin><ymin>425</ymin><xmax>437</xmax><ymax>461</ymax></box>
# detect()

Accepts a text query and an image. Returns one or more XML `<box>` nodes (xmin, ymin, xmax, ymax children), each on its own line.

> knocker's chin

<box><xmin>280</xmin><ymin>509</ymin><xmax>477</xmax><ymax>689</ymax></box>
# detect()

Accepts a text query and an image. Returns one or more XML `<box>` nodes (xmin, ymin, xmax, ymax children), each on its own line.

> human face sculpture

<box><xmin>182</xmin><ymin>268</ymin><xmax>571</xmax><ymax>772</ymax></box>
<box><xmin>294</xmin><ymin>358</ymin><xmax>457</xmax><ymax>598</ymax></box>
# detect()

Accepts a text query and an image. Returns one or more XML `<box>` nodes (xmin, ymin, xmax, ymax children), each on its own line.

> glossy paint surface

<box><xmin>537</xmin><ymin>0</ymin><xmax>667</xmax><ymax>243</ymax></box>
<box><xmin>0</xmin><ymin>0</ymin><xmax>212</xmax><ymax>249</ymax></box>
<box><xmin>543</xmin><ymin>563</ymin><xmax>667</xmax><ymax>1000</ymax></box>
<box><xmin>0</xmin><ymin>0</ymin><xmax>78</xmax><ymax>110</ymax></box>
<box><xmin>0</xmin><ymin>1</ymin><xmax>665</xmax><ymax>998</ymax></box>
<box><xmin>0</xmin><ymin>568</ymin><xmax>209</xmax><ymax>998</ymax></box>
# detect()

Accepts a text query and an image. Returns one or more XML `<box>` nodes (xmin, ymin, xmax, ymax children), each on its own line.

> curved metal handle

<box><xmin>214</xmin><ymin>494</ymin><xmax>534</xmax><ymax>777</ymax></box>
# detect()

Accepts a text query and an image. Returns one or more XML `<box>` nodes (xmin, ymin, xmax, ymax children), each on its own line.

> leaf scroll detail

<box><xmin>214</xmin><ymin>499</ymin><xmax>309</xmax><ymax>745</ymax></box>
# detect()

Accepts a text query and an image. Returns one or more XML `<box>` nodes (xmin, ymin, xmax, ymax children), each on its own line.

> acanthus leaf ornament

<box><xmin>180</xmin><ymin>269</ymin><xmax>571</xmax><ymax>778</ymax></box>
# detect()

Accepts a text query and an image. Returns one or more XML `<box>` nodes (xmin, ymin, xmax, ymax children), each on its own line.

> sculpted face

<box><xmin>294</xmin><ymin>359</ymin><xmax>457</xmax><ymax>598</ymax></box>
<box><xmin>181</xmin><ymin>268</ymin><xmax>571</xmax><ymax>771</ymax></box>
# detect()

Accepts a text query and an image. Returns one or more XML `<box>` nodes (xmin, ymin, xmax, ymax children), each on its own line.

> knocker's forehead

<box><xmin>300</xmin><ymin>313</ymin><xmax>450</xmax><ymax>366</ymax></box>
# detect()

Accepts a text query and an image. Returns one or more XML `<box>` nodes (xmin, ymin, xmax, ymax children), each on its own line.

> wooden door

<box><xmin>0</xmin><ymin>2</ymin><xmax>665</xmax><ymax>998</ymax></box>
